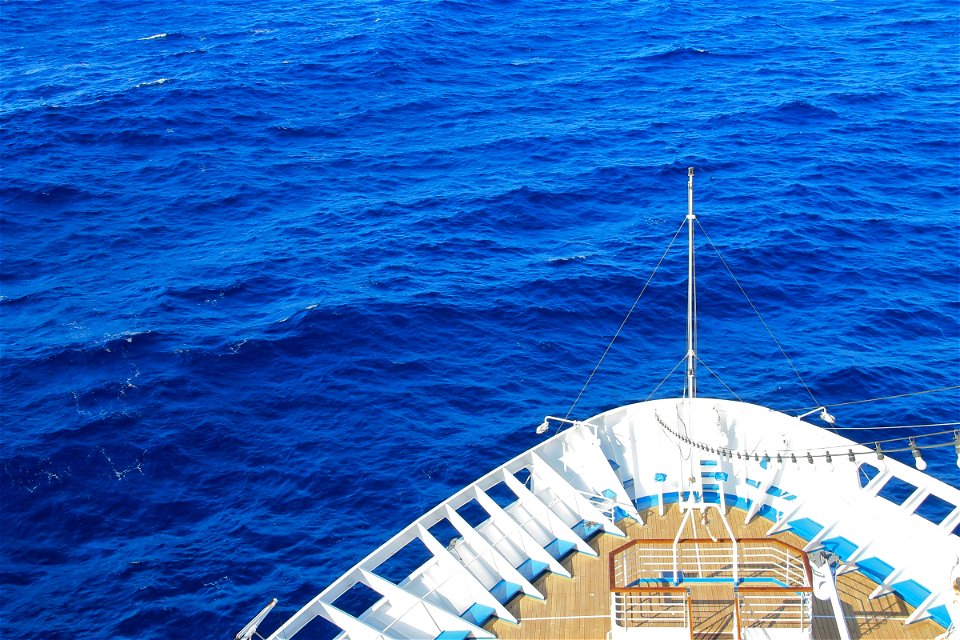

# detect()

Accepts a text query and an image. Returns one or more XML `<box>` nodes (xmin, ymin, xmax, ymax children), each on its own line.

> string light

<box><xmin>655</xmin><ymin>413</ymin><xmax>956</xmax><ymax>469</ymax></box>
<box><xmin>910</xmin><ymin>438</ymin><xmax>927</xmax><ymax>471</ymax></box>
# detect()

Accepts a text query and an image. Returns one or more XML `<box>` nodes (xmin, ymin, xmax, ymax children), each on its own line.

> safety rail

<box><xmin>611</xmin><ymin>538</ymin><xmax>812</xmax><ymax>640</ymax></box>
<box><xmin>610</xmin><ymin>586</ymin><xmax>692</xmax><ymax>640</ymax></box>
<box><xmin>736</xmin><ymin>587</ymin><xmax>812</xmax><ymax>639</ymax></box>
<box><xmin>611</xmin><ymin>538</ymin><xmax>811</xmax><ymax>588</ymax></box>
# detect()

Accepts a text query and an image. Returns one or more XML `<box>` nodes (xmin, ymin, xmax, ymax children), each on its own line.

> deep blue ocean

<box><xmin>1</xmin><ymin>0</ymin><xmax>958</xmax><ymax>638</ymax></box>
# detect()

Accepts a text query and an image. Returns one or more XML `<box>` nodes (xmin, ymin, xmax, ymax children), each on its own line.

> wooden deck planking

<box><xmin>486</xmin><ymin>504</ymin><xmax>946</xmax><ymax>639</ymax></box>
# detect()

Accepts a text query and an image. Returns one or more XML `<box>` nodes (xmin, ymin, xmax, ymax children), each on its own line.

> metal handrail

<box><xmin>609</xmin><ymin>537</ymin><xmax>812</xmax><ymax>589</ymax></box>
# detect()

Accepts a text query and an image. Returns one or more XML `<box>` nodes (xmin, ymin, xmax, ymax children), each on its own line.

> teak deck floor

<box><xmin>485</xmin><ymin>504</ymin><xmax>945</xmax><ymax>640</ymax></box>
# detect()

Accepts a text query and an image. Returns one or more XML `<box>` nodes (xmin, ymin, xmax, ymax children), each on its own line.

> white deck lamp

<box><xmin>536</xmin><ymin>415</ymin><xmax>582</xmax><ymax>435</ymax></box>
<box><xmin>797</xmin><ymin>406</ymin><xmax>836</xmax><ymax>425</ymax></box>
<box><xmin>954</xmin><ymin>431</ymin><xmax>960</xmax><ymax>468</ymax></box>
<box><xmin>909</xmin><ymin>438</ymin><xmax>927</xmax><ymax>471</ymax></box>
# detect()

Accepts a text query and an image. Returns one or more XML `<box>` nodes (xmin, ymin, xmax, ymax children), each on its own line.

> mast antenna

<box><xmin>686</xmin><ymin>167</ymin><xmax>697</xmax><ymax>399</ymax></box>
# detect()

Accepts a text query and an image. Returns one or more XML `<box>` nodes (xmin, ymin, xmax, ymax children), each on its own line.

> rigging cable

<box><xmin>563</xmin><ymin>219</ymin><xmax>687</xmax><ymax>422</ymax></box>
<box><xmin>780</xmin><ymin>384</ymin><xmax>960</xmax><ymax>414</ymax></box>
<box><xmin>695</xmin><ymin>355</ymin><xmax>744</xmax><ymax>403</ymax></box>
<box><xmin>824</xmin><ymin>421</ymin><xmax>960</xmax><ymax>431</ymax></box>
<box><xmin>645</xmin><ymin>356</ymin><xmax>688</xmax><ymax>401</ymax></box>
<box><xmin>695</xmin><ymin>220</ymin><xmax>823</xmax><ymax>412</ymax></box>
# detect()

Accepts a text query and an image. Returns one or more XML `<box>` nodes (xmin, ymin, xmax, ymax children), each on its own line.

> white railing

<box><xmin>736</xmin><ymin>589</ymin><xmax>812</xmax><ymax>636</ymax></box>
<box><xmin>612</xmin><ymin>539</ymin><xmax>810</xmax><ymax>588</ymax></box>
<box><xmin>612</xmin><ymin>590</ymin><xmax>690</xmax><ymax>627</ymax></box>
<box><xmin>611</xmin><ymin>538</ymin><xmax>813</xmax><ymax>640</ymax></box>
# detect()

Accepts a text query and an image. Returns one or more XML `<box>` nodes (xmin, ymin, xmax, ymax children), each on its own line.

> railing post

<box><xmin>733</xmin><ymin>587</ymin><xmax>741</xmax><ymax>640</ymax></box>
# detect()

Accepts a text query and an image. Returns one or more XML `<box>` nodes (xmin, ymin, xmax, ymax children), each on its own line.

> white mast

<box><xmin>686</xmin><ymin>167</ymin><xmax>697</xmax><ymax>399</ymax></box>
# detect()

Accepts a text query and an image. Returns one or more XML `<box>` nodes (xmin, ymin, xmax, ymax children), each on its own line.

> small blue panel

<box><xmin>573</xmin><ymin>519</ymin><xmax>604</xmax><ymax>540</ymax></box>
<box><xmin>763</xmin><ymin>485</ymin><xmax>796</xmax><ymax>500</ymax></box>
<box><xmin>661</xmin><ymin>570</ymin><xmax>684</xmax><ymax>584</ymax></box>
<box><xmin>635</xmin><ymin>493</ymin><xmax>682</xmax><ymax>511</ymax></box>
<box><xmin>929</xmin><ymin>605</ymin><xmax>952</xmax><ymax>629</ymax></box>
<box><xmin>822</xmin><ymin>537</ymin><xmax>858</xmax><ymax>562</ymax></box>
<box><xmin>701</xmin><ymin>460</ymin><xmax>718</xmax><ymax>467</ymax></box>
<box><xmin>613</xmin><ymin>505</ymin><xmax>634</xmax><ymax>521</ymax></box>
<box><xmin>757</xmin><ymin>504</ymin><xmax>781</xmax><ymax>522</ymax></box>
<box><xmin>745</xmin><ymin>478</ymin><xmax>761</xmax><ymax>488</ymax></box>
<box><xmin>857</xmin><ymin>557</ymin><xmax>894</xmax><ymax>583</ymax></box>
<box><xmin>601</xmin><ymin>488</ymin><xmax>617</xmax><ymax>499</ymax></box>
<box><xmin>715</xmin><ymin>471</ymin><xmax>729</xmax><ymax>481</ymax></box>
<box><xmin>607</xmin><ymin>458</ymin><xmax>621</xmax><ymax>471</ymax></box>
<box><xmin>892</xmin><ymin>579</ymin><xmax>931</xmax><ymax>609</ymax></box>
<box><xmin>461</xmin><ymin>603</ymin><xmax>495</xmax><ymax>626</ymax></box>
<box><xmin>655</xmin><ymin>472</ymin><xmax>667</xmax><ymax>482</ymax></box>
<box><xmin>628</xmin><ymin>577</ymin><xmax>672</xmax><ymax>586</ymax></box>
<box><xmin>490</xmin><ymin>579</ymin><xmax>523</xmax><ymax>603</ymax></box>
<box><xmin>435</xmin><ymin>632</ymin><xmax>470</xmax><ymax>640</ymax></box>
<box><xmin>635</xmin><ymin>495</ymin><xmax>658</xmax><ymax>510</ymax></box>
<box><xmin>788</xmin><ymin>517</ymin><xmax>824</xmax><ymax>541</ymax></box>
<box><xmin>545</xmin><ymin>538</ymin><xmax>576</xmax><ymax>559</ymax></box>
<box><xmin>517</xmin><ymin>558</ymin><xmax>549</xmax><ymax>581</ymax></box>
<box><xmin>702</xmin><ymin>491</ymin><xmax>722</xmax><ymax>504</ymax></box>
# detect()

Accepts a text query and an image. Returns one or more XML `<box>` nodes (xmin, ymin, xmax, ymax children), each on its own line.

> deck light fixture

<box><xmin>874</xmin><ymin>442</ymin><xmax>884</xmax><ymax>460</ymax></box>
<box><xmin>954</xmin><ymin>431</ymin><xmax>960</xmax><ymax>468</ymax></box>
<box><xmin>536</xmin><ymin>416</ymin><xmax>582</xmax><ymax>435</ymax></box>
<box><xmin>847</xmin><ymin>449</ymin><xmax>855</xmax><ymax>462</ymax></box>
<box><xmin>797</xmin><ymin>407</ymin><xmax>836</xmax><ymax>425</ymax></box>
<box><xmin>909</xmin><ymin>438</ymin><xmax>927</xmax><ymax>471</ymax></box>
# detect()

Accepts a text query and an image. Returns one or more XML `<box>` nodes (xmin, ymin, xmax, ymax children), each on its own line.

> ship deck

<box><xmin>484</xmin><ymin>503</ymin><xmax>946</xmax><ymax>640</ymax></box>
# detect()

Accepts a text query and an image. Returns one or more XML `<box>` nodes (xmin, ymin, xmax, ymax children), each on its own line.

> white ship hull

<box><xmin>256</xmin><ymin>398</ymin><xmax>958</xmax><ymax>640</ymax></box>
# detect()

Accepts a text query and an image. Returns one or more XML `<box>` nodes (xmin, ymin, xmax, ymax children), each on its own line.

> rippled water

<box><xmin>2</xmin><ymin>1</ymin><xmax>957</xmax><ymax>637</ymax></box>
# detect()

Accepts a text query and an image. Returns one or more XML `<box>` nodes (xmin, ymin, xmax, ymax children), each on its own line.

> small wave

<box><xmin>137</xmin><ymin>32</ymin><xmax>188</xmax><ymax>41</ymax></box>
<box><xmin>640</xmin><ymin>46</ymin><xmax>712</xmax><ymax>63</ymax></box>
<box><xmin>548</xmin><ymin>255</ymin><xmax>587</xmax><ymax>265</ymax></box>
<box><xmin>135</xmin><ymin>78</ymin><xmax>170</xmax><ymax>88</ymax></box>
<box><xmin>509</xmin><ymin>57</ymin><xmax>553</xmax><ymax>66</ymax></box>
<box><xmin>766</xmin><ymin>98</ymin><xmax>839</xmax><ymax>122</ymax></box>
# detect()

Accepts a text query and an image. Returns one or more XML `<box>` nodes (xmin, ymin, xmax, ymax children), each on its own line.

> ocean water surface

<box><xmin>1</xmin><ymin>0</ymin><xmax>958</xmax><ymax>637</ymax></box>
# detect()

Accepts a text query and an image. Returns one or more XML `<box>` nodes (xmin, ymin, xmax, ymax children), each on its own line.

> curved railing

<box><xmin>609</xmin><ymin>537</ymin><xmax>813</xmax><ymax>640</ymax></box>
